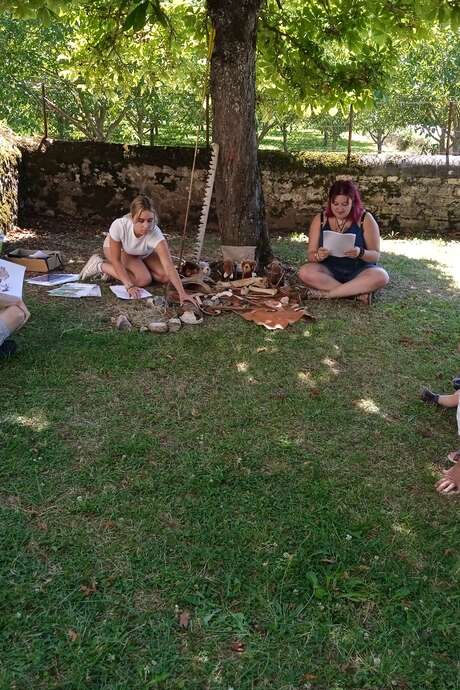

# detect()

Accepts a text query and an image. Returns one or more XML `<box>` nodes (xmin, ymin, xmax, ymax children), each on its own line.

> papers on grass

<box><xmin>110</xmin><ymin>285</ymin><xmax>152</xmax><ymax>300</ymax></box>
<box><xmin>323</xmin><ymin>230</ymin><xmax>356</xmax><ymax>258</ymax></box>
<box><xmin>0</xmin><ymin>258</ymin><xmax>25</xmax><ymax>304</ymax></box>
<box><xmin>26</xmin><ymin>273</ymin><xmax>80</xmax><ymax>286</ymax></box>
<box><xmin>48</xmin><ymin>283</ymin><xmax>101</xmax><ymax>298</ymax></box>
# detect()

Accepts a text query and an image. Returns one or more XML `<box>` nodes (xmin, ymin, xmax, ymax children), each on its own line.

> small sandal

<box><xmin>356</xmin><ymin>292</ymin><xmax>373</xmax><ymax>306</ymax></box>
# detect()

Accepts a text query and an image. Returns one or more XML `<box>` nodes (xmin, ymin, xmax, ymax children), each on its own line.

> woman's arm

<box><xmin>343</xmin><ymin>213</ymin><xmax>381</xmax><ymax>262</ymax></box>
<box><xmin>308</xmin><ymin>214</ymin><xmax>329</xmax><ymax>263</ymax></box>
<box><xmin>361</xmin><ymin>212</ymin><xmax>381</xmax><ymax>262</ymax></box>
<box><xmin>155</xmin><ymin>241</ymin><xmax>196</xmax><ymax>305</ymax></box>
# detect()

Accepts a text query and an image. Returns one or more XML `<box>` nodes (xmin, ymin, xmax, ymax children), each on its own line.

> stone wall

<box><xmin>18</xmin><ymin>140</ymin><xmax>460</xmax><ymax>235</ymax></box>
<box><xmin>0</xmin><ymin>131</ymin><xmax>21</xmax><ymax>233</ymax></box>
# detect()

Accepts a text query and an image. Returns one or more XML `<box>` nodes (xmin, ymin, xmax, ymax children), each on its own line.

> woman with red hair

<box><xmin>299</xmin><ymin>180</ymin><xmax>389</xmax><ymax>304</ymax></box>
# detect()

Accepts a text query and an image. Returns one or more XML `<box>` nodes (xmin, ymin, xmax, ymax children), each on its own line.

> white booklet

<box><xmin>0</xmin><ymin>258</ymin><xmax>26</xmax><ymax>304</ymax></box>
<box><xmin>48</xmin><ymin>283</ymin><xmax>101</xmax><ymax>298</ymax></box>
<box><xmin>26</xmin><ymin>273</ymin><xmax>80</xmax><ymax>287</ymax></box>
<box><xmin>110</xmin><ymin>285</ymin><xmax>152</xmax><ymax>300</ymax></box>
<box><xmin>323</xmin><ymin>230</ymin><xmax>356</xmax><ymax>258</ymax></box>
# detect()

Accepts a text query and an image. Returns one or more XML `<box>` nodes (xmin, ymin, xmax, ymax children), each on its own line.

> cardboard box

<box><xmin>5</xmin><ymin>249</ymin><xmax>64</xmax><ymax>273</ymax></box>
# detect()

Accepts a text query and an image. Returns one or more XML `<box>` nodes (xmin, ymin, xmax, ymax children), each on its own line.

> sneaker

<box><xmin>420</xmin><ymin>386</ymin><xmax>439</xmax><ymax>404</ymax></box>
<box><xmin>0</xmin><ymin>338</ymin><xmax>17</xmax><ymax>357</ymax></box>
<box><xmin>452</xmin><ymin>375</ymin><xmax>460</xmax><ymax>391</ymax></box>
<box><xmin>80</xmin><ymin>254</ymin><xmax>103</xmax><ymax>280</ymax></box>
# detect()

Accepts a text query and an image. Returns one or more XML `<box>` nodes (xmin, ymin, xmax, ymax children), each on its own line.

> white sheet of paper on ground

<box><xmin>322</xmin><ymin>230</ymin><xmax>356</xmax><ymax>258</ymax></box>
<box><xmin>0</xmin><ymin>258</ymin><xmax>26</xmax><ymax>303</ymax></box>
<box><xmin>28</xmin><ymin>250</ymin><xmax>50</xmax><ymax>259</ymax></box>
<box><xmin>48</xmin><ymin>283</ymin><xmax>101</xmax><ymax>298</ymax></box>
<box><xmin>110</xmin><ymin>285</ymin><xmax>152</xmax><ymax>300</ymax></box>
<box><xmin>26</xmin><ymin>273</ymin><xmax>80</xmax><ymax>286</ymax></box>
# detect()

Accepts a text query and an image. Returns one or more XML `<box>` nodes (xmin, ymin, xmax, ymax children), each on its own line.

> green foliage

<box><xmin>1</xmin><ymin>0</ymin><xmax>459</xmax><ymax>151</ymax></box>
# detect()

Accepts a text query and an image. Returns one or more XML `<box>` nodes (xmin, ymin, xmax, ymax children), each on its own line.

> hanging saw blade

<box><xmin>190</xmin><ymin>142</ymin><xmax>219</xmax><ymax>262</ymax></box>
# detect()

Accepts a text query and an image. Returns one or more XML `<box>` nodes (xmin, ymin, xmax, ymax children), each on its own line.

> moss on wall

<box><xmin>0</xmin><ymin>131</ymin><xmax>21</xmax><ymax>233</ymax></box>
<box><xmin>16</xmin><ymin>139</ymin><xmax>460</xmax><ymax>236</ymax></box>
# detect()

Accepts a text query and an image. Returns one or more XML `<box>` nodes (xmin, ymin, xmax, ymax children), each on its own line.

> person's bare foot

<box><xmin>303</xmin><ymin>287</ymin><xmax>328</xmax><ymax>300</ymax></box>
<box><xmin>436</xmin><ymin>461</ymin><xmax>460</xmax><ymax>494</ymax></box>
<box><xmin>356</xmin><ymin>292</ymin><xmax>373</xmax><ymax>305</ymax></box>
<box><xmin>447</xmin><ymin>449</ymin><xmax>460</xmax><ymax>463</ymax></box>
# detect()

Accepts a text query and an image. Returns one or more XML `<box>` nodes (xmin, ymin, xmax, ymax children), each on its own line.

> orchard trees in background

<box><xmin>395</xmin><ymin>26</ymin><xmax>460</xmax><ymax>154</ymax></box>
<box><xmin>0</xmin><ymin>2</ymin><xmax>208</xmax><ymax>143</ymax></box>
<box><xmin>1</xmin><ymin>0</ymin><xmax>459</xmax><ymax>256</ymax></box>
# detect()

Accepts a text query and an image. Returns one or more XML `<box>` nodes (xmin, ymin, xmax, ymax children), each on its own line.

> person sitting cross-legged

<box><xmin>299</xmin><ymin>180</ymin><xmax>389</xmax><ymax>305</ymax></box>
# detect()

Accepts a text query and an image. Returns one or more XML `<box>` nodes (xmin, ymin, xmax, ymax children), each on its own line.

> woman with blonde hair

<box><xmin>80</xmin><ymin>195</ymin><xmax>195</xmax><ymax>304</ymax></box>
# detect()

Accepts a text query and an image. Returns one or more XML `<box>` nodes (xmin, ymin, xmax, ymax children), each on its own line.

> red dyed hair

<box><xmin>325</xmin><ymin>180</ymin><xmax>364</xmax><ymax>224</ymax></box>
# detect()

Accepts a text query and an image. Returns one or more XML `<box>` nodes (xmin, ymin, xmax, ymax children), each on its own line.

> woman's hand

<box><xmin>344</xmin><ymin>247</ymin><xmax>361</xmax><ymax>259</ymax></box>
<box><xmin>126</xmin><ymin>285</ymin><xmax>143</xmax><ymax>299</ymax></box>
<box><xmin>181</xmin><ymin>292</ymin><xmax>199</xmax><ymax>307</ymax></box>
<box><xmin>316</xmin><ymin>247</ymin><xmax>330</xmax><ymax>262</ymax></box>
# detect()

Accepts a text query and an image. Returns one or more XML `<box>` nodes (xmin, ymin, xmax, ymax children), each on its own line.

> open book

<box><xmin>323</xmin><ymin>230</ymin><xmax>356</xmax><ymax>258</ymax></box>
<box><xmin>0</xmin><ymin>258</ymin><xmax>26</xmax><ymax>305</ymax></box>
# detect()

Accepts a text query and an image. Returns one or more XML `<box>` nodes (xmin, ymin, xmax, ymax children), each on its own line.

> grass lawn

<box><xmin>151</xmin><ymin>127</ymin><xmax>377</xmax><ymax>154</ymax></box>
<box><xmin>2</xmin><ymin>228</ymin><xmax>460</xmax><ymax>690</ymax></box>
<box><xmin>259</xmin><ymin>129</ymin><xmax>376</xmax><ymax>154</ymax></box>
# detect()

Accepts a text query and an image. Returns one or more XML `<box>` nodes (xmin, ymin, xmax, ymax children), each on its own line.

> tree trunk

<box><xmin>323</xmin><ymin>129</ymin><xmax>328</xmax><ymax>147</ymax></box>
<box><xmin>207</xmin><ymin>0</ymin><xmax>272</xmax><ymax>265</ymax></box>
<box><xmin>439</xmin><ymin>127</ymin><xmax>446</xmax><ymax>154</ymax></box>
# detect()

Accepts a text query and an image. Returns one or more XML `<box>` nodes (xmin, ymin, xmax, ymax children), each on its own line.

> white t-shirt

<box><xmin>108</xmin><ymin>214</ymin><xmax>165</xmax><ymax>257</ymax></box>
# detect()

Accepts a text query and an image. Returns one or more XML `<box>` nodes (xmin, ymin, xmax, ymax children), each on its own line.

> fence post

<box><xmin>41</xmin><ymin>83</ymin><xmax>48</xmax><ymax>140</ymax></box>
<box><xmin>206</xmin><ymin>92</ymin><xmax>210</xmax><ymax>148</ymax></box>
<box><xmin>347</xmin><ymin>104</ymin><xmax>353</xmax><ymax>166</ymax></box>
<box><xmin>446</xmin><ymin>100</ymin><xmax>454</xmax><ymax>167</ymax></box>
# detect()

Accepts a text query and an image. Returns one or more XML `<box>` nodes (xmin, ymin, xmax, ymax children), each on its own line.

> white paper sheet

<box><xmin>26</xmin><ymin>273</ymin><xmax>80</xmax><ymax>286</ymax></box>
<box><xmin>323</xmin><ymin>230</ymin><xmax>356</xmax><ymax>258</ymax></box>
<box><xmin>48</xmin><ymin>283</ymin><xmax>101</xmax><ymax>298</ymax></box>
<box><xmin>0</xmin><ymin>258</ymin><xmax>26</xmax><ymax>303</ymax></box>
<box><xmin>28</xmin><ymin>250</ymin><xmax>50</xmax><ymax>259</ymax></box>
<box><xmin>110</xmin><ymin>285</ymin><xmax>152</xmax><ymax>300</ymax></box>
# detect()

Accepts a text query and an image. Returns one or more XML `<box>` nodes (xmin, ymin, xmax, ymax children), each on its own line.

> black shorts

<box><xmin>325</xmin><ymin>262</ymin><xmax>375</xmax><ymax>284</ymax></box>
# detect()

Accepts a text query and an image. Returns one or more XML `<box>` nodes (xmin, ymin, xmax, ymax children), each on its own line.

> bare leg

<box><xmin>0</xmin><ymin>300</ymin><xmax>30</xmax><ymax>333</ymax></box>
<box><xmin>437</xmin><ymin>391</ymin><xmax>460</xmax><ymax>408</ymax></box>
<box><xmin>102</xmin><ymin>247</ymin><xmax>152</xmax><ymax>287</ymax></box>
<box><xmin>326</xmin><ymin>267</ymin><xmax>389</xmax><ymax>299</ymax></box>
<box><xmin>143</xmin><ymin>253</ymin><xmax>169</xmax><ymax>283</ymax></box>
<box><xmin>298</xmin><ymin>263</ymin><xmax>342</xmax><ymax>291</ymax></box>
